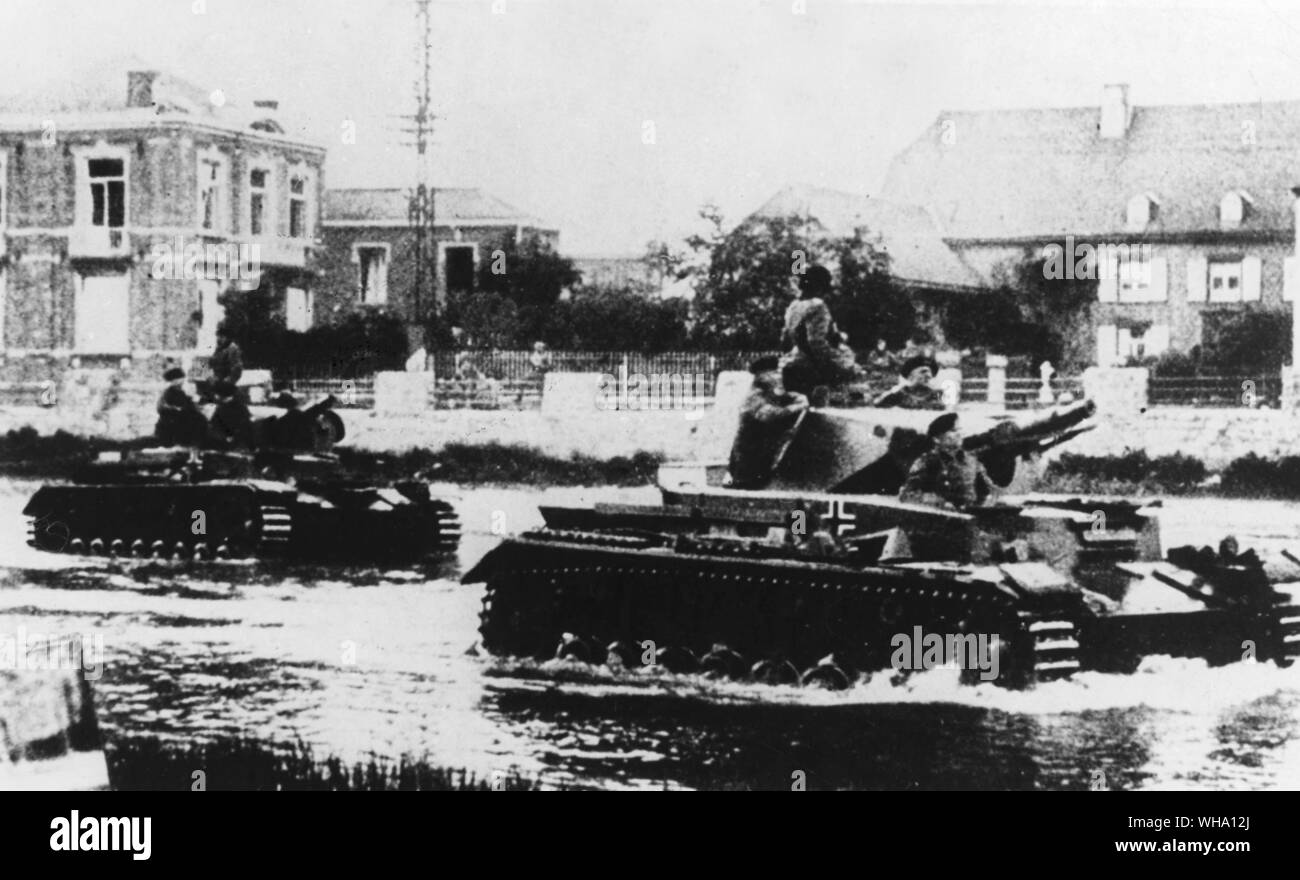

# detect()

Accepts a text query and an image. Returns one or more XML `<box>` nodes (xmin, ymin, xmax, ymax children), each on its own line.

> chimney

<box><xmin>1099</xmin><ymin>83</ymin><xmax>1131</xmax><ymax>139</ymax></box>
<box><xmin>127</xmin><ymin>70</ymin><xmax>160</xmax><ymax>109</ymax></box>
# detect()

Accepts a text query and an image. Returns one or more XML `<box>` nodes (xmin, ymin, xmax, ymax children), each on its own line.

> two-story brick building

<box><xmin>316</xmin><ymin>187</ymin><xmax>557</xmax><ymax>342</ymax></box>
<box><xmin>881</xmin><ymin>85</ymin><xmax>1300</xmax><ymax>366</ymax></box>
<box><xmin>0</xmin><ymin>67</ymin><xmax>325</xmax><ymax>372</ymax></box>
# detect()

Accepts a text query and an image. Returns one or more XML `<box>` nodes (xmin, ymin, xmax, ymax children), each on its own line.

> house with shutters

<box><xmin>315</xmin><ymin>187</ymin><xmax>557</xmax><ymax>345</ymax></box>
<box><xmin>0</xmin><ymin>63</ymin><xmax>325</xmax><ymax>373</ymax></box>
<box><xmin>881</xmin><ymin>85</ymin><xmax>1300</xmax><ymax>366</ymax></box>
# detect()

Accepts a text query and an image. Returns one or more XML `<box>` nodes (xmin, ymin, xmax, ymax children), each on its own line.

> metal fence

<box><xmin>3</xmin><ymin>354</ymin><xmax>1286</xmax><ymax>413</ymax></box>
<box><xmin>426</xmin><ymin>349</ymin><xmax>780</xmax><ymax>384</ymax></box>
<box><xmin>1147</xmin><ymin>375</ymin><xmax>1282</xmax><ymax>408</ymax></box>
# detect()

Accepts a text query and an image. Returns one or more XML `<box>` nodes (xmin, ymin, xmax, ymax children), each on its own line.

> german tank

<box><xmin>23</xmin><ymin>397</ymin><xmax>460</xmax><ymax>563</ymax></box>
<box><xmin>463</xmin><ymin>375</ymin><xmax>1300</xmax><ymax>688</ymax></box>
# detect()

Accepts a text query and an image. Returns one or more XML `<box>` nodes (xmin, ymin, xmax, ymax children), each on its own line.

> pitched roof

<box><xmin>324</xmin><ymin>187</ymin><xmax>550</xmax><ymax>228</ymax></box>
<box><xmin>881</xmin><ymin>100</ymin><xmax>1300</xmax><ymax>240</ymax></box>
<box><xmin>0</xmin><ymin>55</ymin><xmax>317</xmax><ymax>147</ymax></box>
<box><xmin>750</xmin><ymin>184</ymin><xmax>986</xmax><ymax>290</ymax></box>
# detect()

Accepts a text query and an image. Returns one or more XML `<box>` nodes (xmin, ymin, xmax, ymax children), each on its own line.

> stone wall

<box><xmin>1061</xmin><ymin>366</ymin><xmax>1300</xmax><ymax>468</ymax></box>
<box><xmin>7</xmin><ymin>365</ymin><xmax>1300</xmax><ymax>469</ymax></box>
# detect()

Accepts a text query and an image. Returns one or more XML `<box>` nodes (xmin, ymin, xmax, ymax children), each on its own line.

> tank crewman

<box><xmin>728</xmin><ymin>355</ymin><xmax>810</xmax><ymax>489</ymax></box>
<box><xmin>210</xmin><ymin>329</ymin><xmax>243</xmax><ymax>386</ymax></box>
<box><xmin>266</xmin><ymin>391</ymin><xmax>317</xmax><ymax>451</ymax></box>
<box><xmin>779</xmin><ymin>264</ymin><xmax>865</xmax><ymax>394</ymax></box>
<box><xmin>899</xmin><ymin>412</ymin><xmax>993</xmax><ymax>510</ymax></box>
<box><xmin>207</xmin><ymin>380</ymin><xmax>253</xmax><ymax>449</ymax></box>
<box><xmin>873</xmin><ymin>354</ymin><xmax>945</xmax><ymax>410</ymax></box>
<box><xmin>155</xmin><ymin>367</ymin><xmax>207</xmax><ymax>446</ymax></box>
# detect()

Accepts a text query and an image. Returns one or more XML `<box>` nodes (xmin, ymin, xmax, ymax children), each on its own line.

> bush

<box><xmin>1044</xmin><ymin>450</ymin><xmax>1207</xmax><ymax>493</ymax></box>
<box><xmin>1220</xmin><ymin>453</ymin><xmax>1300</xmax><ymax>498</ymax></box>
<box><xmin>218</xmin><ymin>292</ymin><xmax>409</xmax><ymax>377</ymax></box>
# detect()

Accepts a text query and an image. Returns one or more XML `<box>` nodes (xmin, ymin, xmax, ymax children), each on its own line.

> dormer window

<box><xmin>1125</xmin><ymin>193</ymin><xmax>1158</xmax><ymax>231</ymax></box>
<box><xmin>1219</xmin><ymin>191</ymin><xmax>1252</xmax><ymax>230</ymax></box>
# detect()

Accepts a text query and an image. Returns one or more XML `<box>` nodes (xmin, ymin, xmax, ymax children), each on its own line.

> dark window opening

<box><xmin>445</xmin><ymin>246</ymin><xmax>474</xmax><ymax>293</ymax></box>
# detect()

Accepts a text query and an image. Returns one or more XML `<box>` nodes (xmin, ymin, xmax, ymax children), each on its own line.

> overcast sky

<box><xmin>5</xmin><ymin>0</ymin><xmax>1300</xmax><ymax>254</ymax></box>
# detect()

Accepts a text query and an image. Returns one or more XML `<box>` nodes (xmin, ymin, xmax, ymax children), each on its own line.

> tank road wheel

<box><xmin>800</xmin><ymin>657</ymin><xmax>851</xmax><ymax>690</ymax></box>
<box><xmin>605</xmin><ymin>640</ymin><xmax>641</xmax><ymax>672</ymax></box>
<box><xmin>555</xmin><ymin>633</ymin><xmax>595</xmax><ymax>664</ymax></box>
<box><xmin>750</xmin><ymin>657</ymin><xmax>800</xmax><ymax>686</ymax></box>
<box><xmin>109</xmin><ymin>539</ymin><xmax>124</xmax><ymax>558</ymax></box>
<box><xmin>700</xmin><ymin>645</ymin><xmax>747</xmax><ymax>679</ymax></box>
<box><xmin>131</xmin><ymin>539</ymin><xmax>147</xmax><ymax>558</ymax></box>
<box><xmin>150</xmin><ymin>540</ymin><xmax>167</xmax><ymax>559</ymax></box>
<box><xmin>654</xmin><ymin>646</ymin><xmax>700</xmax><ymax>674</ymax></box>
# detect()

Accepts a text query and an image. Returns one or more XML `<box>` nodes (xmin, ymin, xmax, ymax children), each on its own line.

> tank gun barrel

<box><xmin>962</xmin><ymin>399</ymin><xmax>1096</xmax><ymax>459</ymax></box>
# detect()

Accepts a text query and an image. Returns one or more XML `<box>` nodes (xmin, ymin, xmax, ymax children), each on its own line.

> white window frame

<box><xmin>73</xmin><ymin>141</ymin><xmax>130</xmax><ymax>230</ymax></box>
<box><xmin>287</xmin><ymin>165</ymin><xmax>314</xmax><ymax>240</ymax></box>
<box><xmin>353</xmin><ymin>242</ymin><xmax>391</xmax><ymax>305</ymax></box>
<box><xmin>1116</xmin><ymin>323</ymin><xmax>1169</xmax><ymax>361</ymax></box>
<box><xmin>246</xmin><ymin>162</ymin><xmax>275</xmax><ymax>238</ymax></box>
<box><xmin>285</xmin><ymin>286</ymin><xmax>313</xmax><ymax>332</ymax></box>
<box><xmin>196</xmin><ymin>147</ymin><xmax>229</xmax><ymax>234</ymax></box>
<box><xmin>1124</xmin><ymin>193</ymin><xmax>1157</xmax><ymax>232</ymax></box>
<box><xmin>439</xmin><ymin>241</ymin><xmax>479</xmax><ymax>293</ymax></box>
<box><xmin>1117</xmin><ymin>251</ymin><xmax>1152</xmax><ymax>302</ymax></box>
<box><xmin>1207</xmin><ymin>258</ymin><xmax>1244</xmax><ymax>303</ymax></box>
<box><xmin>73</xmin><ymin>271</ymin><xmax>131</xmax><ymax>354</ymax></box>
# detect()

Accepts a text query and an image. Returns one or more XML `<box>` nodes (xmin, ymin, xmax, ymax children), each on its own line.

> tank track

<box><xmin>1018</xmin><ymin>614</ymin><xmax>1080</xmax><ymax>682</ymax></box>
<box><xmin>476</xmin><ymin>528</ymin><xmax>1075</xmax><ymax>688</ymax></box>
<box><xmin>27</xmin><ymin>489</ymin><xmax>462</xmax><ymax>562</ymax></box>
<box><xmin>1261</xmin><ymin>605</ymin><xmax>1300</xmax><ymax>667</ymax></box>
<box><xmin>428</xmin><ymin>499</ymin><xmax>463</xmax><ymax>557</ymax></box>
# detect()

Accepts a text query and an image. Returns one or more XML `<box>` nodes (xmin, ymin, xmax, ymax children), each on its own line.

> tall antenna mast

<box><xmin>405</xmin><ymin>0</ymin><xmax>436</xmax><ymax>343</ymax></box>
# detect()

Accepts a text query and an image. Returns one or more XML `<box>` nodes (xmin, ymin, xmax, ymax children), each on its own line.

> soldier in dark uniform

<box><xmin>266</xmin><ymin>391</ymin><xmax>316</xmax><ymax>451</ymax></box>
<box><xmin>728</xmin><ymin>355</ymin><xmax>809</xmax><ymax>489</ymax></box>
<box><xmin>780</xmin><ymin>264</ymin><xmax>864</xmax><ymax>394</ymax></box>
<box><xmin>900</xmin><ymin>412</ymin><xmax>993</xmax><ymax>510</ymax></box>
<box><xmin>210</xmin><ymin>329</ymin><xmax>243</xmax><ymax>386</ymax></box>
<box><xmin>155</xmin><ymin>367</ymin><xmax>206</xmax><ymax>446</ymax></box>
<box><xmin>873</xmin><ymin>354</ymin><xmax>945</xmax><ymax>410</ymax></box>
<box><xmin>207</xmin><ymin>381</ymin><xmax>252</xmax><ymax>449</ymax></box>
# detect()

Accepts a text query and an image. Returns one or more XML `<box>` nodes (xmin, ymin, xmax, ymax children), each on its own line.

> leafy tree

<box><xmin>542</xmin><ymin>286</ymin><xmax>690</xmax><ymax>351</ymax></box>
<box><xmin>826</xmin><ymin>228</ymin><xmax>916</xmax><ymax>349</ymax></box>
<box><xmin>683</xmin><ymin>206</ymin><xmax>907</xmax><ymax>351</ymax></box>
<box><xmin>443</xmin><ymin>289</ymin><xmax>522</xmax><ymax>350</ymax></box>
<box><xmin>1202</xmin><ymin>310</ymin><xmax>1291</xmax><ymax>372</ymax></box>
<box><xmin>474</xmin><ymin>233</ymin><xmax>581</xmax><ymax>344</ymax></box>
<box><xmin>945</xmin><ymin>255</ymin><xmax>1094</xmax><ymax>369</ymax></box>
<box><xmin>217</xmin><ymin>289</ymin><xmax>408</xmax><ymax>377</ymax></box>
